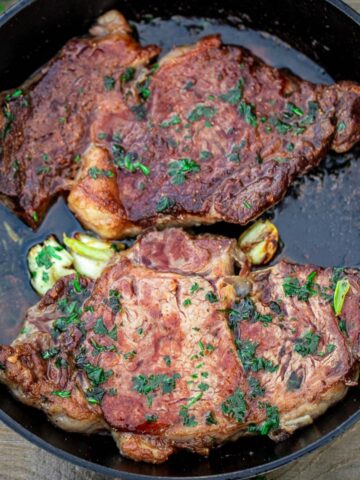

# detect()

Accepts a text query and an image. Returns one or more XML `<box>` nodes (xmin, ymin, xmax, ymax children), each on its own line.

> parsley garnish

<box><xmin>248</xmin><ymin>402</ymin><xmax>279</xmax><ymax>435</ymax></box>
<box><xmin>160</xmin><ymin>115</ymin><xmax>181</xmax><ymax>128</ymax></box>
<box><xmin>88</xmin><ymin>167</ymin><xmax>114</xmax><ymax>180</ymax></box>
<box><xmin>41</xmin><ymin>348</ymin><xmax>59</xmax><ymax>360</ymax></box>
<box><xmin>156</xmin><ymin>196</ymin><xmax>175</xmax><ymax>213</ymax></box>
<box><xmin>238</xmin><ymin>100</ymin><xmax>257</xmax><ymax>127</ymax></box>
<box><xmin>51</xmin><ymin>390</ymin><xmax>71</xmax><ymax>398</ymax></box>
<box><xmin>205</xmin><ymin>291</ymin><xmax>218</xmax><ymax>303</ymax></box>
<box><xmin>179</xmin><ymin>405</ymin><xmax>198</xmax><ymax>426</ymax></box>
<box><xmin>219</xmin><ymin>79</ymin><xmax>244</xmax><ymax>105</ymax></box>
<box><xmin>168</xmin><ymin>158</ymin><xmax>200</xmax><ymax>185</ymax></box>
<box><xmin>120</xmin><ymin>67</ymin><xmax>136</xmax><ymax>84</ymax></box>
<box><xmin>294</xmin><ymin>331</ymin><xmax>320</xmax><ymax>357</ymax></box>
<box><xmin>104</xmin><ymin>76</ymin><xmax>116</xmax><ymax>91</ymax></box>
<box><xmin>132</xmin><ymin>373</ymin><xmax>181</xmax><ymax>407</ymax></box>
<box><xmin>235</xmin><ymin>339</ymin><xmax>278</xmax><ymax>372</ymax></box>
<box><xmin>283</xmin><ymin>271</ymin><xmax>318</xmax><ymax>301</ymax></box>
<box><xmin>221</xmin><ymin>388</ymin><xmax>246</xmax><ymax>423</ymax></box>
<box><xmin>187</xmin><ymin>105</ymin><xmax>217</xmax><ymax>123</ymax></box>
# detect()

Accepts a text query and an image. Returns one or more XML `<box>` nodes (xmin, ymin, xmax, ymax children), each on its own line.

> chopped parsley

<box><xmin>243</xmin><ymin>200</ymin><xmax>252</xmax><ymax>209</ymax></box>
<box><xmin>163</xmin><ymin>355</ymin><xmax>171</xmax><ymax>367</ymax></box>
<box><xmin>205</xmin><ymin>411</ymin><xmax>218</xmax><ymax>425</ymax></box>
<box><xmin>85</xmin><ymin>363</ymin><xmax>113</xmax><ymax>386</ymax></box>
<box><xmin>86</xmin><ymin>386</ymin><xmax>105</xmax><ymax>404</ymax></box>
<box><xmin>183</xmin><ymin>298</ymin><xmax>192</xmax><ymax>307</ymax></box>
<box><xmin>248</xmin><ymin>402</ymin><xmax>279</xmax><ymax>435</ymax></box>
<box><xmin>238</xmin><ymin>100</ymin><xmax>257</xmax><ymax>127</ymax></box>
<box><xmin>294</xmin><ymin>331</ymin><xmax>320</xmax><ymax>357</ymax></box>
<box><xmin>93</xmin><ymin>317</ymin><xmax>117</xmax><ymax>340</ymax></box>
<box><xmin>160</xmin><ymin>115</ymin><xmax>181</xmax><ymax>128</ymax></box>
<box><xmin>205</xmin><ymin>291</ymin><xmax>218</xmax><ymax>303</ymax></box>
<box><xmin>235</xmin><ymin>339</ymin><xmax>278</xmax><ymax>373</ymax></box>
<box><xmin>35</xmin><ymin>245</ymin><xmax>62</xmax><ymax>269</ymax></box>
<box><xmin>120</xmin><ymin>67</ymin><xmax>136</xmax><ymax>84</ymax></box>
<box><xmin>221</xmin><ymin>388</ymin><xmax>246</xmax><ymax>423</ymax></box>
<box><xmin>168</xmin><ymin>158</ymin><xmax>200</xmax><ymax>185</ymax></box>
<box><xmin>200</xmin><ymin>150</ymin><xmax>213</xmax><ymax>160</ymax></box>
<box><xmin>41</xmin><ymin>348</ymin><xmax>60</xmax><ymax>360</ymax></box>
<box><xmin>219</xmin><ymin>79</ymin><xmax>244</xmax><ymax>105</ymax></box>
<box><xmin>51</xmin><ymin>390</ymin><xmax>71</xmax><ymax>398</ymax></box>
<box><xmin>283</xmin><ymin>271</ymin><xmax>318</xmax><ymax>302</ymax></box>
<box><xmin>190</xmin><ymin>283</ymin><xmax>202</xmax><ymax>294</ymax></box>
<box><xmin>248</xmin><ymin>376</ymin><xmax>265</xmax><ymax>398</ymax></box>
<box><xmin>187</xmin><ymin>104</ymin><xmax>217</xmax><ymax>123</ymax></box>
<box><xmin>103</xmin><ymin>75</ymin><xmax>116</xmax><ymax>91</ymax></box>
<box><xmin>132</xmin><ymin>372</ymin><xmax>181</xmax><ymax>407</ymax></box>
<box><xmin>124</xmin><ymin>350</ymin><xmax>137</xmax><ymax>360</ymax></box>
<box><xmin>156</xmin><ymin>196</ymin><xmax>175</xmax><ymax>213</ymax></box>
<box><xmin>179</xmin><ymin>405</ymin><xmax>198</xmax><ymax>427</ymax></box>
<box><xmin>112</xmin><ymin>148</ymin><xmax>150</xmax><ymax>176</ymax></box>
<box><xmin>88</xmin><ymin>167</ymin><xmax>114</xmax><ymax>180</ymax></box>
<box><xmin>145</xmin><ymin>414</ymin><xmax>158</xmax><ymax>423</ymax></box>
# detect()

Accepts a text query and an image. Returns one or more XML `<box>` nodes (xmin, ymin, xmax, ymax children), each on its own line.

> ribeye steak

<box><xmin>0</xmin><ymin>228</ymin><xmax>359</xmax><ymax>463</ymax></box>
<box><xmin>0</xmin><ymin>11</ymin><xmax>359</xmax><ymax>238</ymax></box>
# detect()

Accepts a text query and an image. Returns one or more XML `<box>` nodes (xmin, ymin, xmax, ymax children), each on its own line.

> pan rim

<box><xmin>0</xmin><ymin>0</ymin><xmax>360</xmax><ymax>478</ymax></box>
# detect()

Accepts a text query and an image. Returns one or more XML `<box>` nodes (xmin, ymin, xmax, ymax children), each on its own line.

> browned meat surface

<box><xmin>0</xmin><ymin>11</ymin><xmax>160</xmax><ymax>226</ymax></box>
<box><xmin>0</xmin><ymin>11</ymin><xmax>360</xmax><ymax>237</ymax></box>
<box><xmin>0</xmin><ymin>228</ymin><xmax>359</xmax><ymax>463</ymax></box>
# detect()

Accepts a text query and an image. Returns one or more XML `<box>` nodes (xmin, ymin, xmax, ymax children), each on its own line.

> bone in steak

<box><xmin>0</xmin><ymin>228</ymin><xmax>359</xmax><ymax>463</ymax></box>
<box><xmin>0</xmin><ymin>11</ymin><xmax>360</xmax><ymax>238</ymax></box>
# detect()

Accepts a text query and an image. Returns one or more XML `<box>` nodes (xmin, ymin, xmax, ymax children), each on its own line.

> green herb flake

<box><xmin>104</xmin><ymin>75</ymin><xmax>116</xmax><ymax>91</ymax></box>
<box><xmin>243</xmin><ymin>200</ymin><xmax>251</xmax><ymax>209</ymax></box>
<box><xmin>41</xmin><ymin>347</ymin><xmax>60</xmax><ymax>360</ymax></box>
<box><xmin>160</xmin><ymin>115</ymin><xmax>181</xmax><ymax>128</ymax></box>
<box><xmin>187</xmin><ymin>105</ymin><xmax>217</xmax><ymax>123</ymax></box>
<box><xmin>283</xmin><ymin>271</ymin><xmax>318</xmax><ymax>302</ymax></box>
<box><xmin>205</xmin><ymin>291</ymin><xmax>218</xmax><ymax>303</ymax></box>
<box><xmin>156</xmin><ymin>196</ymin><xmax>175</xmax><ymax>213</ymax></box>
<box><xmin>120</xmin><ymin>67</ymin><xmax>136</xmax><ymax>84</ymax></box>
<box><xmin>51</xmin><ymin>390</ymin><xmax>71</xmax><ymax>398</ymax></box>
<box><xmin>221</xmin><ymin>388</ymin><xmax>246</xmax><ymax>423</ymax></box>
<box><xmin>88</xmin><ymin>167</ymin><xmax>114</xmax><ymax>180</ymax></box>
<box><xmin>294</xmin><ymin>331</ymin><xmax>320</xmax><ymax>357</ymax></box>
<box><xmin>168</xmin><ymin>158</ymin><xmax>200</xmax><ymax>185</ymax></box>
<box><xmin>179</xmin><ymin>405</ymin><xmax>198</xmax><ymax>427</ymax></box>
<box><xmin>145</xmin><ymin>414</ymin><xmax>158</xmax><ymax>423</ymax></box>
<box><xmin>248</xmin><ymin>376</ymin><xmax>265</xmax><ymax>398</ymax></box>
<box><xmin>205</xmin><ymin>411</ymin><xmax>218</xmax><ymax>425</ymax></box>
<box><xmin>163</xmin><ymin>355</ymin><xmax>171</xmax><ymax>367</ymax></box>
<box><xmin>183</xmin><ymin>298</ymin><xmax>192</xmax><ymax>307</ymax></box>
<box><xmin>200</xmin><ymin>150</ymin><xmax>213</xmax><ymax>161</ymax></box>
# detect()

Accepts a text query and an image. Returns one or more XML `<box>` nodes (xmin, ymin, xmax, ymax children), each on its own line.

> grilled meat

<box><xmin>0</xmin><ymin>11</ymin><xmax>360</xmax><ymax>237</ymax></box>
<box><xmin>0</xmin><ymin>228</ymin><xmax>359</xmax><ymax>463</ymax></box>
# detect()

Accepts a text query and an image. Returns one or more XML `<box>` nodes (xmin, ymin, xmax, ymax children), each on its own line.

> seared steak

<box><xmin>0</xmin><ymin>228</ymin><xmax>359</xmax><ymax>463</ymax></box>
<box><xmin>0</xmin><ymin>11</ymin><xmax>360</xmax><ymax>237</ymax></box>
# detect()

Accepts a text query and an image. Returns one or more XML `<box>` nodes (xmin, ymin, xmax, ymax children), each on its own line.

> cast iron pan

<box><xmin>0</xmin><ymin>0</ymin><xmax>360</xmax><ymax>478</ymax></box>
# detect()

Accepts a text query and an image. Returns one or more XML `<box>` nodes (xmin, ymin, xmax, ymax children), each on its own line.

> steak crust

<box><xmin>0</xmin><ymin>12</ymin><xmax>360</xmax><ymax>237</ymax></box>
<box><xmin>0</xmin><ymin>228</ymin><xmax>359</xmax><ymax>463</ymax></box>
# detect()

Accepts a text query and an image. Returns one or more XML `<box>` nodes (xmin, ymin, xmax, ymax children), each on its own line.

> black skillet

<box><xmin>0</xmin><ymin>0</ymin><xmax>360</xmax><ymax>478</ymax></box>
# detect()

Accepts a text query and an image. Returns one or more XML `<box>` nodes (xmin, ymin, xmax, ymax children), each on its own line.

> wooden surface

<box><xmin>1</xmin><ymin>1</ymin><xmax>360</xmax><ymax>479</ymax></box>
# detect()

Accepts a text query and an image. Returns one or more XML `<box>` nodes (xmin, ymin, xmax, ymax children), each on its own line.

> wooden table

<box><xmin>1</xmin><ymin>1</ymin><xmax>360</xmax><ymax>478</ymax></box>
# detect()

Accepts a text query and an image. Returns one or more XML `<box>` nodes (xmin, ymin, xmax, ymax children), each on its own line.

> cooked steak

<box><xmin>0</xmin><ymin>11</ymin><xmax>360</xmax><ymax>237</ymax></box>
<box><xmin>0</xmin><ymin>228</ymin><xmax>359</xmax><ymax>463</ymax></box>
<box><xmin>0</xmin><ymin>11</ymin><xmax>160</xmax><ymax>226</ymax></box>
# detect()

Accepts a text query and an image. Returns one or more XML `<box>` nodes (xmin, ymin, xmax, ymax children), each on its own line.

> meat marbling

<box><xmin>0</xmin><ymin>11</ymin><xmax>360</xmax><ymax>238</ymax></box>
<box><xmin>0</xmin><ymin>228</ymin><xmax>359</xmax><ymax>463</ymax></box>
